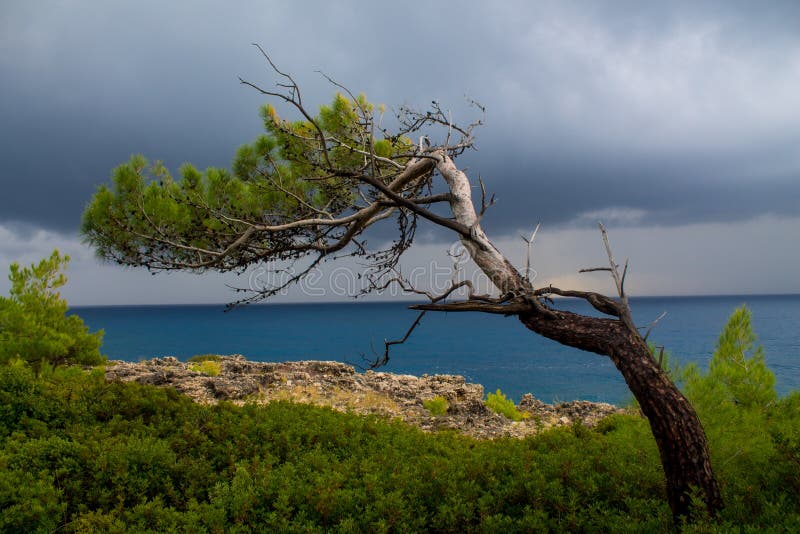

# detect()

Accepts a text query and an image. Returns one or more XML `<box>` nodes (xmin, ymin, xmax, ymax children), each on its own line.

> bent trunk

<box><xmin>519</xmin><ymin>309</ymin><xmax>722</xmax><ymax>518</ymax></box>
<box><xmin>433</xmin><ymin>152</ymin><xmax>722</xmax><ymax>518</ymax></box>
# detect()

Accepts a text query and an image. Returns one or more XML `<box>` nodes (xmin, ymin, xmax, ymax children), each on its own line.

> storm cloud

<box><xmin>1</xmin><ymin>1</ymin><xmax>799</xmax><ymax>302</ymax></box>
<box><xmin>3</xmin><ymin>0</ymin><xmax>800</xmax><ymax>231</ymax></box>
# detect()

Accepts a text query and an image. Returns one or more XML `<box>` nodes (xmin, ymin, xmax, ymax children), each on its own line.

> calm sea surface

<box><xmin>72</xmin><ymin>295</ymin><xmax>800</xmax><ymax>405</ymax></box>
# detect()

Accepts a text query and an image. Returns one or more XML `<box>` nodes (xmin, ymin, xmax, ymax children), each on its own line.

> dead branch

<box><xmin>477</xmin><ymin>175</ymin><xmax>496</xmax><ymax>219</ymax></box>
<box><xmin>242</xmin><ymin>44</ymin><xmax>333</xmax><ymax>171</ymax></box>
<box><xmin>533</xmin><ymin>286</ymin><xmax>623</xmax><ymax>318</ymax></box>
<box><xmin>597</xmin><ymin>222</ymin><xmax>636</xmax><ymax>332</ymax></box>
<box><xmin>643</xmin><ymin>311</ymin><xmax>668</xmax><ymax>342</ymax></box>
<box><xmin>521</xmin><ymin>222</ymin><xmax>541</xmax><ymax>281</ymax></box>
<box><xmin>657</xmin><ymin>346</ymin><xmax>666</xmax><ymax>369</ymax></box>
<box><xmin>368</xmin><ymin>278</ymin><xmax>475</xmax><ymax>368</ymax></box>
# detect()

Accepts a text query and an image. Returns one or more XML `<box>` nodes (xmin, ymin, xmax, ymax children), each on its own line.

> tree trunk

<box><xmin>432</xmin><ymin>152</ymin><xmax>721</xmax><ymax>518</ymax></box>
<box><xmin>519</xmin><ymin>309</ymin><xmax>722</xmax><ymax>519</ymax></box>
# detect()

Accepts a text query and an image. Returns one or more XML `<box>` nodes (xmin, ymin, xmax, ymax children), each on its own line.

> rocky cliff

<box><xmin>106</xmin><ymin>355</ymin><xmax>626</xmax><ymax>439</ymax></box>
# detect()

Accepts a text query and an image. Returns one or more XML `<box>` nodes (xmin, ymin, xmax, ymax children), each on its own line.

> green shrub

<box><xmin>188</xmin><ymin>360</ymin><xmax>221</xmax><ymax>376</ymax></box>
<box><xmin>423</xmin><ymin>396</ymin><xmax>449</xmax><ymax>416</ymax></box>
<box><xmin>0</xmin><ymin>307</ymin><xmax>798</xmax><ymax>531</ymax></box>
<box><xmin>0</xmin><ymin>467</ymin><xmax>65</xmax><ymax>533</ymax></box>
<box><xmin>187</xmin><ymin>354</ymin><xmax>221</xmax><ymax>363</ymax></box>
<box><xmin>485</xmin><ymin>389</ymin><xmax>529</xmax><ymax>421</ymax></box>
<box><xmin>0</xmin><ymin>250</ymin><xmax>105</xmax><ymax>371</ymax></box>
<box><xmin>673</xmin><ymin>305</ymin><xmax>798</xmax><ymax>527</ymax></box>
<box><xmin>681</xmin><ymin>306</ymin><xmax>775</xmax><ymax>409</ymax></box>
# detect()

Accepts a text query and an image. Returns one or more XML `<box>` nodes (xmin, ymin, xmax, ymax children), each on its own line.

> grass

<box><xmin>188</xmin><ymin>360</ymin><xmax>221</xmax><ymax>376</ymax></box>
<box><xmin>423</xmin><ymin>396</ymin><xmax>449</xmax><ymax>416</ymax></box>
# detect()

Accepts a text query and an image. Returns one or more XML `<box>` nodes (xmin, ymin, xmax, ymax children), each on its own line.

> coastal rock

<box><xmin>517</xmin><ymin>393</ymin><xmax>622</xmax><ymax>428</ymax></box>
<box><xmin>105</xmin><ymin>356</ymin><xmax>626</xmax><ymax>439</ymax></box>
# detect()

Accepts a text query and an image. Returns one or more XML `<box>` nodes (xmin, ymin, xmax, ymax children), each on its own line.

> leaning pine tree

<box><xmin>82</xmin><ymin>49</ymin><xmax>721</xmax><ymax>519</ymax></box>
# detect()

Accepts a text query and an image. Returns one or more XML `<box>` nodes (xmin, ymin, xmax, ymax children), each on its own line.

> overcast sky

<box><xmin>1</xmin><ymin>0</ymin><xmax>799</xmax><ymax>304</ymax></box>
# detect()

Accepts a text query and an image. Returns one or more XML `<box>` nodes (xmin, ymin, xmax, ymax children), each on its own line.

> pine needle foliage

<box><xmin>486</xmin><ymin>389</ymin><xmax>529</xmax><ymax>421</ymax></box>
<box><xmin>676</xmin><ymin>306</ymin><xmax>794</xmax><ymax>526</ymax></box>
<box><xmin>81</xmin><ymin>94</ymin><xmax>413</xmax><ymax>274</ymax></box>
<box><xmin>682</xmin><ymin>305</ymin><xmax>776</xmax><ymax>409</ymax></box>
<box><xmin>0</xmin><ymin>251</ymin><xmax>104</xmax><ymax>371</ymax></box>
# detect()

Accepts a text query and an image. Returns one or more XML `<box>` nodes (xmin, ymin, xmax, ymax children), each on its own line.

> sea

<box><xmin>72</xmin><ymin>294</ymin><xmax>800</xmax><ymax>406</ymax></box>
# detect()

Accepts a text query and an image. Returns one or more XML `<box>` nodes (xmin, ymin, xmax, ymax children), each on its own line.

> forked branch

<box><xmin>521</xmin><ymin>222</ymin><xmax>540</xmax><ymax>281</ymax></box>
<box><xmin>367</xmin><ymin>278</ymin><xmax>475</xmax><ymax>368</ymax></box>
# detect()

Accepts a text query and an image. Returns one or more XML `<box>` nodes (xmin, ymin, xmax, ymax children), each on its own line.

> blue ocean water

<box><xmin>72</xmin><ymin>295</ymin><xmax>800</xmax><ymax>405</ymax></box>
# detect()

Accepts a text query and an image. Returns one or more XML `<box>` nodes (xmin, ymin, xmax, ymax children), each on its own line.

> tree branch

<box><xmin>533</xmin><ymin>286</ymin><xmax>623</xmax><ymax>318</ymax></box>
<box><xmin>368</xmin><ymin>278</ymin><xmax>475</xmax><ymax>367</ymax></box>
<box><xmin>643</xmin><ymin>311</ymin><xmax>668</xmax><ymax>342</ymax></box>
<box><xmin>409</xmin><ymin>301</ymin><xmax>532</xmax><ymax>315</ymax></box>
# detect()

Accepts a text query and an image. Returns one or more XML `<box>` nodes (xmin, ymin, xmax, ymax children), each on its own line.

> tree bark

<box><xmin>519</xmin><ymin>308</ymin><xmax>723</xmax><ymax>518</ymax></box>
<box><xmin>431</xmin><ymin>151</ymin><xmax>722</xmax><ymax>518</ymax></box>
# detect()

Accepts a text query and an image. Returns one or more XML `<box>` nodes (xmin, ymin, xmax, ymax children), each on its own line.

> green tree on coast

<box><xmin>674</xmin><ymin>305</ymin><xmax>793</xmax><ymax>526</ymax></box>
<box><xmin>82</xmin><ymin>52</ymin><xmax>720</xmax><ymax>517</ymax></box>
<box><xmin>0</xmin><ymin>250</ymin><xmax>104</xmax><ymax>371</ymax></box>
<box><xmin>683</xmin><ymin>305</ymin><xmax>776</xmax><ymax>409</ymax></box>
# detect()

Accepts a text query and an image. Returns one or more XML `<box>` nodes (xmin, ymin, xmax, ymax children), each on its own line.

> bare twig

<box><xmin>643</xmin><ymin>311</ymin><xmax>668</xmax><ymax>342</ymax></box>
<box><xmin>521</xmin><ymin>222</ymin><xmax>540</xmax><ymax>281</ymax></box>
<box><xmin>597</xmin><ymin>222</ymin><xmax>636</xmax><ymax>331</ymax></box>
<box><xmin>242</xmin><ymin>44</ymin><xmax>334</xmax><ymax>171</ymax></box>
<box><xmin>621</xmin><ymin>258</ymin><xmax>629</xmax><ymax>295</ymax></box>
<box><xmin>599</xmin><ymin>223</ymin><xmax>625</xmax><ymax>299</ymax></box>
<box><xmin>477</xmin><ymin>175</ymin><xmax>496</xmax><ymax>218</ymax></box>
<box><xmin>369</xmin><ymin>278</ymin><xmax>474</xmax><ymax>367</ymax></box>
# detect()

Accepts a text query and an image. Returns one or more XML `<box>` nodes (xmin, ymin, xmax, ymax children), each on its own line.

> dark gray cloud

<box><xmin>2</xmin><ymin>0</ymin><xmax>800</xmax><ymax>235</ymax></box>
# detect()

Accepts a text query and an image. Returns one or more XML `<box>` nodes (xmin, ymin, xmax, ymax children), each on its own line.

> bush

<box><xmin>675</xmin><ymin>305</ymin><xmax>798</xmax><ymax>527</ymax></box>
<box><xmin>1</xmin><ymin>304</ymin><xmax>798</xmax><ymax>531</ymax></box>
<box><xmin>423</xmin><ymin>396</ymin><xmax>449</xmax><ymax>416</ymax></box>
<box><xmin>0</xmin><ymin>359</ymin><xmax>798</xmax><ymax>531</ymax></box>
<box><xmin>0</xmin><ymin>250</ymin><xmax>105</xmax><ymax>371</ymax></box>
<box><xmin>188</xmin><ymin>360</ymin><xmax>221</xmax><ymax>376</ymax></box>
<box><xmin>485</xmin><ymin>389</ymin><xmax>529</xmax><ymax>421</ymax></box>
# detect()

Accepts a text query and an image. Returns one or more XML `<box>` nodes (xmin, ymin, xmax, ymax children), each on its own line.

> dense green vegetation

<box><xmin>674</xmin><ymin>305</ymin><xmax>800</xmax><ymax>529</ymax></box>
<box><xmin>2</xmin><ymin>364</ymin><xmax>667</xmax><ymax>533</ymax></box>
<box><xmin>0</xmin><ymin>254</ymin><xmax>797</xmax><ymax>531</ymax></box>
<box><xmin>81</xmin><ymin>94</ymin><xmax>413</xmax><ymax>272</ymax></box>
<box><xmin>1</xmin><ymin>347</ymin><xmax>798</xmax><ymax>531</ymax></box>
<box><xmin>0</xmin><ymin>251</ymin><xmax>104</xmax><ymax>372</ymax></box>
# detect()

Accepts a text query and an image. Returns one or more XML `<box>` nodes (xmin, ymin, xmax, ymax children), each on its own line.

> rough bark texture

<box><xmin>519</xmin><ymin>309</ymin><xmax>723</xmax><ymax>518</ymax></box>
<box><xmin>430</xmin><ymin>152</ymin><xmax>722</xmax><ymax>518</ymax></box>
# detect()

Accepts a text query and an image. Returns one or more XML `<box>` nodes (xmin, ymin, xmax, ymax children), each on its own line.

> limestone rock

<box><xmin>105</xmin><ymin>356</ymin><xmax>627</xmax><ymax>439</ymax></box>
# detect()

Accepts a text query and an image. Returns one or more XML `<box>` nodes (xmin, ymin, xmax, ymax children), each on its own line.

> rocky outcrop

<box><xmin>105</xmin><ymin>355</ymin><xmax>627</xmax><ymax>439</ymax></box>
<box><xmin>517</xmin><ymin>394</ymin><xmax>622</xmax><ymax>428</ymax></box>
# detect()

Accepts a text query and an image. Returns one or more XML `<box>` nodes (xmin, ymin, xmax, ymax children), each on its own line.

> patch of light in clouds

<box><xmin>1</xmin><ymin>216</ymin><xmax>798</xmax><ymax>306</ymax></box>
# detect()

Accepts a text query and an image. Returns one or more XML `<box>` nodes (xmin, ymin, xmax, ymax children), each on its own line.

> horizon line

<box><xmin>69</xmin><ymin>291</ymin><xmax>800</xmax><ymax>308</ymax></box>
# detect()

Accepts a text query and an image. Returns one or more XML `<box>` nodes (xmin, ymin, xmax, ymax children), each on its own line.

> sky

<box><xmin>1</xmin><ymin>0</ymin><xmax>799</xmax><ymax>304</ymax></box>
